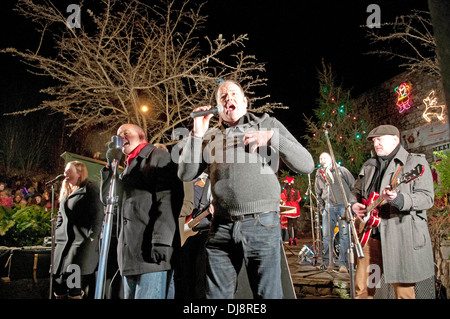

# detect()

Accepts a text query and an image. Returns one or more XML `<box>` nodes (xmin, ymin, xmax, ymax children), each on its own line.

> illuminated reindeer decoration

<box><xmin>422</xmin><ymin>90</ymin><xmax>446</xmax><ymax>122</ymax></box>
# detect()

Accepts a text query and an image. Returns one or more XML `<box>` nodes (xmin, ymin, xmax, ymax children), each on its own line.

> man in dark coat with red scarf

<box><xmin>101</xmin><ymin>124</ymin><xmax>183</xmax><ymax>299</ymax></box>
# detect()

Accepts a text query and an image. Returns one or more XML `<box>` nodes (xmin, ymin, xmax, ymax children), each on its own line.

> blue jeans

<box><xmin>205</xmin><ymin>211</ymin><xmax>283</xmax><ymax>299</ymax></box>
<box><xmin>123</xmin><ymin>271</ymin><xmax>169</xmax><ymax>299</ymax></box>
<box><xmin>322</xmin><ymin>205</ymin><xmax>349</xmax><ymax>268</ymax></box>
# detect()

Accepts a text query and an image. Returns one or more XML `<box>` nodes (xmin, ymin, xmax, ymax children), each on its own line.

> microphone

<box><xmin>322</xmin><ymin>122</ymin><xmax>333</xmax><ymax>129</ymax></box>
<box><xmin>190</xmin><ymin>105</ymin><xmax>224</xmax><ymax>118</ymax></box>
<box><xmin>109</xmin><ymin>135</ymin><xmax>123</xmax><ymax>149</ymax></box>
<box><xmin>46</xmin><ymin>174</ymin><xmax>64</xmax><ymax>185</ymax></box>
<box><xmin>107</xmin><ymin>136</ymin><xmax>124</xmax><ymax>164</ymax></box>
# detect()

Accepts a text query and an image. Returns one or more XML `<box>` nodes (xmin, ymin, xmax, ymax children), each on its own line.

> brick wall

<box><xmin>353</xmin><ymin>71</ymin><xmax>450</xmax><ymax>162</ymax></box>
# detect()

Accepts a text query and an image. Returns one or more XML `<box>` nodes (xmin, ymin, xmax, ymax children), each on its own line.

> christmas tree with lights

<box><xmin>303</xmin><ymin>61</ymin><xmax>373</xmax><ymax>176</ymax></box>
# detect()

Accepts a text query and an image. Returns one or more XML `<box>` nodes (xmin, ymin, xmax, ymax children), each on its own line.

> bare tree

<box><xmin>364</xmin><ymin>10</ymin><xmax>441</xmax><ymax>79</ymax></box>
<box><xmin>2</xmin><ymin>0</ymin><xmax>284</xmax><ymax>144</ymax></box>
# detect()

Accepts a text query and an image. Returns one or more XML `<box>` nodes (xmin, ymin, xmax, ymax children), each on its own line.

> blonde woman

<box><xmin>53</xmin><ymin>161</ymin><xmax>104</xmax><ymax>299</ymax></box>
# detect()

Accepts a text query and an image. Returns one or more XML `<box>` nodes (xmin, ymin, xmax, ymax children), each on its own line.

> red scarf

<box><xmin>126</xmin><ymin>142</ymin><xmax>149</xmax><ymax>167</ymax></box>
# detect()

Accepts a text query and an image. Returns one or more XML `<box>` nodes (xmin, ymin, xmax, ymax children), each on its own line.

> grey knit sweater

<box><xmin>177</xmin><ymin>113</ymin><xmax>314</xmax><ymax>217</ymax></box>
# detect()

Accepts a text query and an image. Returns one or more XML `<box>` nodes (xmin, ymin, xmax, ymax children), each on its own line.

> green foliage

<box><xmin>0</xmin><ymin>205</ymin><xmax>51</xmax><ymax>247</ymax></box>
<box><xmin>303</xmin><ymin>61</ymin><xmax>373</xmax><ymax>176</ymax></box>
<box><xmin>336</xmin><ymin>281</ymin><xmax>351</xmax><ymax>299</ymax></box>
<box><xmin>427</xmin><ymin>151</ymin><xmax>450</xmax><ymax>251</ymax></box>
<box><xmin>0</xmin><ymin>206</ymin><xmax>15</xmax><ymax>236</ymax></box>
<box><xmin>432</xmin><ymin>151</ymin><xmax>450</xmax><ymax>200</ymax></box>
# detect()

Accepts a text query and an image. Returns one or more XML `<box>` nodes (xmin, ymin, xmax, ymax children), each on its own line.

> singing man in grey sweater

<box><xmin>177</xmin><ymin>80</ymin><xmax>314</xmax><ymax>299</ymax></box>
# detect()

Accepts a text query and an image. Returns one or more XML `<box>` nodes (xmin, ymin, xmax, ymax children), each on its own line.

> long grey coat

<box><xmin>350</xmin><ymin>145</ymin><xmax>435</xmax><ymax>283</ymax></box>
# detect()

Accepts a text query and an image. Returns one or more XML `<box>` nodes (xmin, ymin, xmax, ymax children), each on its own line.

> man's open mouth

<box><xmin>225</xmin><ymin>103</ymin><xmax>236</xmax><ymax>113</ymax></box>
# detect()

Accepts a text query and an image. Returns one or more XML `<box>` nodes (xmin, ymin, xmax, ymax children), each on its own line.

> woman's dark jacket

<box><xmin>53</xmin><ymin>180</ymin><xmax>104</xmax><ymax>276</ymax></box>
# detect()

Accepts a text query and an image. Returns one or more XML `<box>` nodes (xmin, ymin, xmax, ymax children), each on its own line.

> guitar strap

<box><xmin>389</xmin><ymin>154</ymin><xmax>410</xmax><ymax>188</ymax></box>
<box><xmin>193</xmin><ymin>177</ymin><xmax>211</xmax><ymax>219</ymax></box>
<box><xmin>318</xmin><ymin>168</ymin><xmax>338</xmax><ymax>203</ymax></box>
<box><xmin>390</xmin><ymin>165</ymin><xmax>403</xmax><ymax>187</ymax></box>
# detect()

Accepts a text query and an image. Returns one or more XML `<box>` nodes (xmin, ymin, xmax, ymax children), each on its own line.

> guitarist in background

<box><xmin>315</xmin><ymin>152</ymin><xmax>355</xmax><ymax>273</ymax></box>
<box><xmin>350</xmin><ymin>125</ymin><xmax>435</xmax><ymax>299</ymax></box>
<box><xmin>154</xmin><ymin>144</ymin><xmax>212</xmax><ymax>298</ymax></box>
<box><xmin>175</xmin><ymin>172</ymin><xmax>212</xmax><ymax>298</ymax></box>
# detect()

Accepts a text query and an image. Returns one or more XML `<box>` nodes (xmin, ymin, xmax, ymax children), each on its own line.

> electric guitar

<box><xmin>179</xmin><ymin>208</ymin><xmax>211</xmax><ymax>247</ymax></box>
<box><xmin>356</xmin><ymin>164</ymin><xmax>424</xmax><ymax>247</ymax></box>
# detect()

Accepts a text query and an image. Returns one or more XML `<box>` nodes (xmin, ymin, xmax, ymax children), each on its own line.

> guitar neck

<box><xmin>366</xmin><ymin>180</ymin><xmax>401</xmax><ymax>213</ymax></box>
<box><xmin>187</xmin><ymin>209</ymin><xmax>211</xmax><ymax>228</ymax></box>
<box><xmin>366</xmin><ymin>196</ymin><xmax>384</xmax><ymax>213</ymax></box>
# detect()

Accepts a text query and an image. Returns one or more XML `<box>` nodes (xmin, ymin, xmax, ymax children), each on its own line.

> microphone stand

<box><xmin>95</xmin><ymin>158</ymin><xmax>120</xmax><ymax>299</ymax></box>
<box><xmin>307</xmin><ymin>174</ymin><xmax>321</xmax><ymax>264</ymax></box>
<box><xmin>322</xmin><ymin>122</ymin><xmax>364</xmax><ymax>299</ymax></box>
<box><xmin>48</xmin><ymin>182</ymin><xmax>56</xmax><ymax>299</ymax></box>
<box><xmin>325</xmin><ymin>183</ymin><xmax>334</xmax><ymax>271</ymax></box>
<box><xmin>321</xmin><ymin>166</ymin><xmax>338</xmax><ymax>272</ymax></box>
<box><xmin>301</xmin><ymin>176</ymin><xmax>337</xmax><ymax>274</ymax></box>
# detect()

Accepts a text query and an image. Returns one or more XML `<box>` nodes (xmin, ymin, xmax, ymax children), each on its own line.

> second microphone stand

<box><xmin>95</xmin><ymin>137</ymin><xmax>123</xmax><ymax>299</ymax></box>
<box><xmin>306</xmin><ymin>174</ymin><xmax>321</xmax><ymax>264</ymax></box>
<box><xmin>322</xmin><ymin>122</ymin><xmax>364</xmax><ymax>299</ymax></box>
<box><xmin>48</xmin><ymin>182</ymin><xmax>57</xmax><ymax>299</ymax></box>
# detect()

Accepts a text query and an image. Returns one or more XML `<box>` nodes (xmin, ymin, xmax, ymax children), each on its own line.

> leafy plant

<box><xmin>0</xmin><ymin>204</ymin><xmax>51</xmax><ymax>247</ymax></box>
<box><xmin>432</xmin><ymin>151</ymin><xmax>450</xmax><ymax>200</ymax></box>
<box><xmin>427</xmin><ymin>205</ymin><xmax>450</xmax><ymax>298</ymax></box>
<box><xmin>0</xmin><ymin>206</ymin><xmax>15</xmax><ymax>236</ymax></box>
<box><xmin>428</xmin><ymin>207</ymin><xmax>450</xmax><ymax>243</ymax></box>
<box><xmin>336</xmin><ymin>281</ymin><xmax>351</xmax><ymax>299</ymax></box>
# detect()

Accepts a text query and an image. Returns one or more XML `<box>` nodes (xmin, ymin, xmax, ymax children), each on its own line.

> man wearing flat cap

<box><xmin>350</xmin><ymin>124</ymin><xmax>435</xmax><ymax>299</ymax></box>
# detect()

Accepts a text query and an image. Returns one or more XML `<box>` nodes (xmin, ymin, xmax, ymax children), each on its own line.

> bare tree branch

<box><xmin>363</xmin><ymin>10</ymin><xmax>441</xmax><ymax>78</ymax></box>
<box><xmin>2</xmin><ymin>0</ymin><xmax>286</xmax><ymax>143</ymax></box>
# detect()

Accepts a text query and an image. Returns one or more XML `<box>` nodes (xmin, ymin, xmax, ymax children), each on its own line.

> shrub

<box><xmin>432</xmin><ymin>151</ymin><xmax>450</xmax><ymax>200</ymax></box>
<box><xmin>0</xmin><ymin>204</ymin><xmax>51</xmax><ymax>247</ymax></box>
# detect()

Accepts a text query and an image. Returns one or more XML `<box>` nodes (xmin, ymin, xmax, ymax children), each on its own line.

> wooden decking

<box><xmin>284</xmin><ymin>239</ymin><xmax>351</xmax><ymax>299</ymax></box>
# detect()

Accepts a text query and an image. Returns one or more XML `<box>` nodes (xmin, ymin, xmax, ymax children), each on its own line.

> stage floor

<box><xmin>283</xmin><ymin>238</ymin><xmax>351</xmax><ymax>299</ymax></box>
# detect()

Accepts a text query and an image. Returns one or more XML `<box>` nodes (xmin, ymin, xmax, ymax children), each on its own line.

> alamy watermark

<box><xmin>367</xmin><ymin>264</ymin><xmax>382</xmax><ymax>288</ymax></box>
<box><xmin>66</xmin><ymin>4</ymin><xmax>81</xmax><ymax>29</ymax></box>
<box><xmin>366</xmin><ymin>4</ymin><xmax>381</xmax><ymax>29</ymax></box>
<box><xmin>171</xmin><ymin>127</ymin><xmax>279</xmax><ymax>174</ymax></box>
<box><xmin>65</xmin><ymin>264</ymin><xmax>81</xmax><ymax>289</ymax></box>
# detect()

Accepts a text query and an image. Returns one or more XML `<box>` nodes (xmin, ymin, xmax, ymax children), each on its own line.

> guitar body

<box><xmin>357</xmin><ymin>192</ymin><xmax>381</xmax><ymax>247</ymax></box>
<box><xmin>179</xmin><ymin>209</ymin><xmax>212</xmax><ymax>247</ymax></box>
<box><xmin>354</xmin><ymin>163</ymin><xmax>424</xmax><ymax>248</ymax></box>
<box><xmin>179</xmin><ymin>215</ymin><xmax>198</xmax><ymax>247</ymax></box>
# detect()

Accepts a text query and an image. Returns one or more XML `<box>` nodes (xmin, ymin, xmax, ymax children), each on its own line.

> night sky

<box><xmin>203</xmin><ymin>0</ymin><xmax>430</xmax><ymax>137</ymax></box>
<box><xmin>1</xmin><ymin>0</ymin><xmax>431</xmax><ymax>141</ymax></box>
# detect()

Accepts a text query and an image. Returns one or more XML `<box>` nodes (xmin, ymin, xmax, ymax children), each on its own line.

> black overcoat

<box><xmin>101</xmin><ymin>144</ymin><xmax>183</xmax><ymax>276</ymax></box>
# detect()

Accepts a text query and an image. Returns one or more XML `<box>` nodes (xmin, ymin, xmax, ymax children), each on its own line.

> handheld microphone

<box><xmin>46</xmin><ymin>174</ymin><xmax>64</xmax><ymax>185</ymax></box>
<box><xmin>190</xmin><ymin>105</ymin><xmax>224</xmax><ymax>118</ymax></box>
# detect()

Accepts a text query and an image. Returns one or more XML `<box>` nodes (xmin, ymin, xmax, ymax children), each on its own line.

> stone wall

<box><xmin>353</xmin><ymin>71</ymin><xmax>450</xmax><ymax>163</ymax></box>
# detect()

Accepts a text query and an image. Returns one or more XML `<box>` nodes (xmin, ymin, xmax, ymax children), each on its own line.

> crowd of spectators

<box><xmin>0</xmin><ymin>176</ymin><xmax>59</xmax><ymax>211</ymax></box>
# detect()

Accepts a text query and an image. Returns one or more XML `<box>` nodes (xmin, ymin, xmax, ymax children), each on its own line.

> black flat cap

<box><xmin>367</xmin><ymin>125</ymin><xmax>400</xmax><ymax>141</ymax></box>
